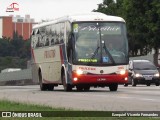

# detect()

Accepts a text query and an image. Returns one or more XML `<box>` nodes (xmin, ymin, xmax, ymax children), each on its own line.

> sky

<box><xmin>0</xmin><ymin>0</ymin><xmax>103</xmax><ymax>22</ymax></box>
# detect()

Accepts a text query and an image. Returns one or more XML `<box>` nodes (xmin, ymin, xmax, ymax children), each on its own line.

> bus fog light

<box><xmin>124</xmin><ymin>77</ymin><xmax>128</xmax><ymax>81</ymax></box>
<box><xmin>73</xmin><ymin>77</ymin><xmax>78</xmax><ymax>81</ymax></box>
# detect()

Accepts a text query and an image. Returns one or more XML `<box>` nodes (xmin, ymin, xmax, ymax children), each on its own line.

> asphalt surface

<box><xmin>0</xmin><ymin>85</ymin><xmax>160</xmax><ymax>111</ymax></box>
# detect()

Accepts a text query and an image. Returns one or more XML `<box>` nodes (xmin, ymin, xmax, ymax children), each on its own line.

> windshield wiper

<box><xmin>103</xmin><ymin>41</ymin><xmax>115</xmax><ymax>64</ymax></box>
<box><xmin>91</xmin><ymin>46</ymin><xmax>100</xmax><ymax>59</ymax></box>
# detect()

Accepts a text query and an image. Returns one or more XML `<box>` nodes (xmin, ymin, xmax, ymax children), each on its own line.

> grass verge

<box><xmin>0</xmin><ymin>99</ymin><xmax>159</xmax><ymax>120</ymax></box>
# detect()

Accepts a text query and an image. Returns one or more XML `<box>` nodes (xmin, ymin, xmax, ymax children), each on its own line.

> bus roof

<box><xmin>33</xmin><ymin>12</ymin><xmax>125</xmax><ymax>29</ymax></box>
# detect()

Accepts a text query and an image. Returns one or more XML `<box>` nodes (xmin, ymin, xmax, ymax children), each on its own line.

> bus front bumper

<box><xmin>72</xmin><ymin>73</ymin><xmax>128</xmax><ymax>85</ymax></box>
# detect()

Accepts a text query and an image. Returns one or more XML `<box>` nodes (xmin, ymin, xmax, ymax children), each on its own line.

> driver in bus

<box><xmin>108</xmin><ymin>43</ymin><xmax>116</xmax><ymax>52</ymax></box>
<box><xmin>85</xmin><ymin>47</ymin><xmax>94</xmax><ymax>57</ymax></box>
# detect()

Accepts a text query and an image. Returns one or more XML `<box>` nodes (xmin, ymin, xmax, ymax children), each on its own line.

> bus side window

<box><xmin>60</xmin><ymin>36</ymin><xmax>64</xmax><ymax>43</ymax></box>
<box><xmin>45</xmin><ymin>38</ymin><xmax>49</xmax><ymax>46</ymax></box>
<box><xmin>55</xmin><ymin>35</ymin><xmax>59</xmax><ymax>44</ymax></box>
<box><xmin>36</xmin><ymin>37</ymin><xmax>40</xmax><ymax>47</ymax></box>
<box><xmin>39</xmin><ymin>37</ymin><xmax>43</xmax><ymax>47</ymax></box>
<box><xmin>51</xmin><ymin>38</ymin><xmax>54</xmax><ymax>45</ymax></box>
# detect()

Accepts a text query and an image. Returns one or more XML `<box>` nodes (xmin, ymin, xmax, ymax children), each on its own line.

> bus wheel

<box><xmin>109</xmin><ymin>83</ymin><xmax>118</xmax><ymax>91</ymax></box>
<box><xmin>47</xmin><ymin>84</ymin><xmax>54</xmax><ymax>91</ymax></box>
<box><xmin>62</xmin><ymin>73</ymin><xmax>72</xmax><ymax>91</ymax></box>
<box><xmin>39</xmin><ymin>72</ymin><xmax>47</xmax><ymax>91</ymax></box>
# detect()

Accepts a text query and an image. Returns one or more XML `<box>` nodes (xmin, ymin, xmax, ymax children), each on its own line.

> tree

<box><xmin>145</xmin><ymin>0</ymin><xmax>160</xmax><ymax>54</ymax></box>
<box><xmin>94</xmin><ymin>0</ymin><xmax>160</xmax><ymax>57</ymax></box>
<box><xmin>0</xmin><ymin>38</ymin><xmax>12</xmax><ymax>57</ymax></box>
<box><xmin>0</xmin><ymin>34</ymin><xmax>31</xmax><ymax>70</ymax></box>
<box><xmin>94</xmin><ymin>0</ymin><xmax>117</xmax><ymax>16</ymax></box>
<box><xmin>122</xmin><ymin>0</ymin><xmax>151</xmax><ymax>56</ymax></box>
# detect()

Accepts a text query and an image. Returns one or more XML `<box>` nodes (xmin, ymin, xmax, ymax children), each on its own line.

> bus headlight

<box><xmin>116</xmin><ymin>70</ymin><xmax>126</xmax><ymax>75</ymax></box>
<box><xmin>119</xmin><ymin>70</ymin><xmax>126</xmax><ymax>75</ymax></box>
<box><xmin>154</xmin><ymin>73</ymin><xmax>159</xmax><ymax>77</ymax></box>
<box><xmin>73</xmin><ymin>70</ymin><xmax>87</xmax><ymax>75</ymax></box>
<box><xmin>76</xmin><ymin>70</ymin><xmax>83</xmax><ymax>75</ymax></box>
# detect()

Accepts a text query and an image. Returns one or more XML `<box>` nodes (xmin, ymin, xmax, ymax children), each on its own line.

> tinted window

<box><xmin>133</xmin><ymin>61</ymin><xmax>157</xmax><ymax>70</ymax></box>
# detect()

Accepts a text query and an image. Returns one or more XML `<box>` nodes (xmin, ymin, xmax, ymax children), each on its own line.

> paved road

<box><xmin>0</xmin><ymin>85</ymin><xmax>160</xmax><ymax>111</ymax></box>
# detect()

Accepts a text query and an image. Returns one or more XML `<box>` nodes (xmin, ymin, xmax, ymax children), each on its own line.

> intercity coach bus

<box><xmin>31</xmin><ymin>12</ymin><xmax>129</xmax><ymax>91</ymax></box>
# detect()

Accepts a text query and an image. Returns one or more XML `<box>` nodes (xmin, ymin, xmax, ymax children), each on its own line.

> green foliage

<box><xmin>0</xmin><ymin>99</ymin><xmax>64</xmax><ymax>111</ymax></box>
<box><xmin>0</xmin><ymin>100</ymin><xmax>158</xmax><ymax>120</ymax></box>
<box><xmin>0</xmin><ymin>57</ymin><xmax>28</xmax><ymax>71</ymax></box>
<box><xmin>0</xmin><ymin>34</ymin><xmax>31</xmax><ymax>71</ymax></box>
<box><xmin>0</xmin><ymin>37</ymin><xmax>31</xmax><ymax>59</ymax></box>
<box><xmin>95</xmin><ymin>0</ymin><xmax>160</xmax><ymax>56</ymax></box>
<box><xmin>95</xmin><ymin>0</ymin><xmax>117</xmax><ymax>15</ymax></box>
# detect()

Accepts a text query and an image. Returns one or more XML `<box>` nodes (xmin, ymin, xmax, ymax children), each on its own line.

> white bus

<box><xmin>31</xmin><ymin>12</ymin><xmax>129</xmax><ymax>91</ymax></box>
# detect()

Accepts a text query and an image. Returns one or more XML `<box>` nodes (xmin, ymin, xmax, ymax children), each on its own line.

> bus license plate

<box><xmin>97</xmin><ymin>78</ymin><xmax>106</xmax><ymax>81</ymax></box>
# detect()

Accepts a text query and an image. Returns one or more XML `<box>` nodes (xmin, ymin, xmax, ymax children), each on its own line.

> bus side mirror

<box><xmin>68</xmin><ymin>33</ymin><xmax>74</xmax><ymax>49</ymax></box>
<box><xmin>67</xmin><ymin>33</ymin><xmax>75</xmax><ymax>63</ymax></box>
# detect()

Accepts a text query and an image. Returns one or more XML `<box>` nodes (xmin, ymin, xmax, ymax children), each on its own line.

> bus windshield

<box><xmin>73</xmin><ymin>22</ymin><xmax>128</xmax><ymax>65</ymax></box>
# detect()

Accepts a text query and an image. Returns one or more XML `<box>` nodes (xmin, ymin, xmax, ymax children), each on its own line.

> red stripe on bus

<box><xmin>72</xmin><ymin>72</ymin><xmax>128</xmax><ymax>84</ymax></box>
<box><xmin>59</xmin><ymin>46</ymin><xmax>64</xmax><ymax>64</ymax></box>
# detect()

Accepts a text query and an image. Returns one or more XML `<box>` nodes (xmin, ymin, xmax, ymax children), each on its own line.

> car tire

<box><xmin>131</xmin><ymin>78</ymin><xmax>137</xmax><ymax>87</ymax></box>
<box><xmin>155</xmin><ymin>82</ymin><xmax>159</xmax><ymax>86</ymax></box>
<box><xmin>146</xmin><ymin>83</ymin><xmax>151</xmax><ymax>86</ymax></box>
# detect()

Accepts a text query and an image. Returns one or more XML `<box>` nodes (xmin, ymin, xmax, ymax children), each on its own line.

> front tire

<box><xmin>39</xmin><ymin>72</ymin><xmax>47</xmax><ymax>91</ymax></box>
<box><xmin>109</xmin><ymin>83</ymin><xmax>118</xmax><ymax>91</ymax></box>
<box><xmin>62</xmin><ymin>73</ymin><xmax>72</xmax><ymax>91</ymax></box>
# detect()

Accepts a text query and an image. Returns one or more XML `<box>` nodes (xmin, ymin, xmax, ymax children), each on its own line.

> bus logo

<box><xmin>6</xmin><ymin>3</ymin><xmax>19</xmax><ymax>12</ymax></box>
<box><xmin>100</xmin><ymin>70</ymin><xmax>104</xmax><ymax>74</ymax></box>
<box><xmin>2</xmin><ymin>112</ymin><xmax>11</xmax><ymax>117</ymax></box>
<box><xmin>44</xmin><ymin>50</ymin><xmax>56</xmax><ymax>59</ymax></box>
